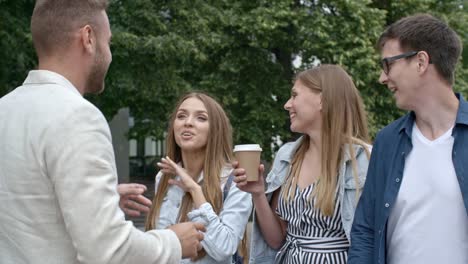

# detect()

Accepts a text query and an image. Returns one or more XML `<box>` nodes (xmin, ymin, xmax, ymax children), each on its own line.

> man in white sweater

<box><xmin>0</xmin><ymin>1</ymin><xmax>205</xmax><ymax>263</ymax></box>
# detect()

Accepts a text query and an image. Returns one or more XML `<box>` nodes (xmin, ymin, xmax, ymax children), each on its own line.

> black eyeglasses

<box><xmin>380</xmin><ymin>51</ymin><xmax>418</xmax><ymax>75</ymax></box>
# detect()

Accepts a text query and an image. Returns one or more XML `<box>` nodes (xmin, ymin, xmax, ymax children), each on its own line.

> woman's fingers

<box><xmin>236</xmin><ymin>180</ymin><xmax>247</xmax><ymax>187</ymax></box>
<box><xmin>163</xmin><ymin>156</ymin><xmax>178</xmax><ymax>167</ymax></box>
<box><xmin>160</xmin><ymin>157</ymin><xmax>198</xmax><ymax>192</ymax></box>
<box><xmin>259</xmin><ymin>164</ymin><xmax>265</xmax><ymax>175</ymax></box>
<box><xmin>157</xmin><ymin>162</ymin><xmax>171</xmax><ymax>170</ymax></box>
<box><xmin>157</xmin><ymin>160</ymin><xmax>174</xmax><ymax>170</ymax></box>
<box><xmin>233</xmin><ymin>174</ymin><xmax>247</xmax><ymax>183</ymax></box>
<box><xmin>157</xmin><ymin>157</ymin><xmax>180</xmax><ymax>176</ymax></box>
<box><xmin>232</xmin><ymin>167</ymin><xmax>245</xmax><ymax>177</ymax></box>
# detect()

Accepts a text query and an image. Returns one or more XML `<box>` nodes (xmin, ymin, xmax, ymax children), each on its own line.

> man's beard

<box><xmin>85</xmin><ymin>47</ymin><xmax>109</xmax><ymax>94</ymax></box>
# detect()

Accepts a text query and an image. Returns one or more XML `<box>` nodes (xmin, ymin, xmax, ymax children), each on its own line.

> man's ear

<box><xmin>416</xmin><ymin>51</ymin><xmax>430</xmax><ymax>72</ymax></box>
<box><xmin>80</xmin><ymin>25</ymin><xmax>95</xmax><ymax>54</ymax></box>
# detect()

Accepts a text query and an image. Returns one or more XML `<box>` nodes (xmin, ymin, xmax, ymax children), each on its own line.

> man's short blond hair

<box><xmin>31</xmin><ymin>0</ymin><xmax>109</xmax><ymax>57</ymax></box>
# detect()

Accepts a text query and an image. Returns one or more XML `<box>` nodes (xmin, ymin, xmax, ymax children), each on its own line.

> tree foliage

<box><xmin>0</xmin><ymin>0</ymin><xmax>36</xmax><ymax>95</ymax></box>
<box><xmin>1</xmin><ymin>0</ymin><xmax>467</xmax><ymax>160</ymax></box>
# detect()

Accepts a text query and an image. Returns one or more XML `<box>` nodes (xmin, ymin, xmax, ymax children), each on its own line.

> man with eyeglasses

<box><xmin>348</xmin><ymin>14</ymin><xmax>467</xmax><ymax>264</ymax></box>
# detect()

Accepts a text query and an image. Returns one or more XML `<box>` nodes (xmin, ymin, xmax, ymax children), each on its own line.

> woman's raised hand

<box><xmin>158</xmin><ymin>156</ymin><xmax>200</xmax><ymax>193</ymax></box>
<box><xmin>232</xmin><ymin>161</ymin><xmax>266</xmax><ymax>196</ymax></box>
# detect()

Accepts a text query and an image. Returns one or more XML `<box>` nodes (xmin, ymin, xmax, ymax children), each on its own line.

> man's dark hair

<box><xmin>31</xmin><ymin>0</ymin><xmax>109</xmax><ymax>58</ymax></box>
<box><xmin>378</xmin><ymin>14</ymin><xmax>462</xmax><ymax>85</ymax></box>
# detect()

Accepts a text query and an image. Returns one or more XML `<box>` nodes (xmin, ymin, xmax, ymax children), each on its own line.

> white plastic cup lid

<box><xmin>233</xmin><ymin>144</ymin><xmax>262</xmax><ymax>152</ymax></box>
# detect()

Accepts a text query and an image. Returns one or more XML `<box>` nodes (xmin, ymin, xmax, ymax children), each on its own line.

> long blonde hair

<box><xmin>281</xmin><ymin>64</ymin><xmax>370</xmax><ymax>216</ymax></box>
<box><xmin>145</xmin><ymin>92</ymin><xmax>235</xmax><ymax>260</ymax></box>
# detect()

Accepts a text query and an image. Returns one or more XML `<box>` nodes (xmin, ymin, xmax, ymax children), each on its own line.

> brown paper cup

<box><xmin>234</xmin><ymin>144</ymin><xmax>262</xmax><ymax>181</ymax></box>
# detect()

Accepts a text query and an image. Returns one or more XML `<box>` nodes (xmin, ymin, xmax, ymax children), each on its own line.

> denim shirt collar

<box><xmin>277</xmin><ymin>136</ymin><xmax>303</xmax><ymax>163</ymax></box>
<box><xmin>276</xmin><ymin>135</ymin><xmax>367</xmax><ymax>164</ymax></box>
<box><xmin>398</xmin><ymin>93</ymin><xmax>468</xmax><ymax>138</ymax></box>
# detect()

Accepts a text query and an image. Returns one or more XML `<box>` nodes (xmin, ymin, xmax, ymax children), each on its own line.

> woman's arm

<box><xmin>158</xmin><ymin>157</ymin><xmax>253</xmax><ymax>261</ymax></box>
<box><xmin>253</xmin><ymin>188</ymin><xmax>287</xmax><ymax>249</ymax></box>
<box><xmin>187</xmin><ymin>185</ymin><xmax>253</xmax><ymax>261</ymax></box>
<box><xmin>157</xmin><ymin>156</ymin><xmax>207</xmax><ymax>208</ymax></box>
<box><xmin>233</xmin><ymin>162</ymin><xmax>287</xmax><ymax>249</ymax></box>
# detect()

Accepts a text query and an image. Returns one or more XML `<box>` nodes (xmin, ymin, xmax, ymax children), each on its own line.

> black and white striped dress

<box><xmin>275</xmin><ymin>182</ymin><xmax>349</xmax><ymax>264</ymax></box>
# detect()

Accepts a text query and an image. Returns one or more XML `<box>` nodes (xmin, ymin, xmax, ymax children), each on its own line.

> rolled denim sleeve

<box><xmin>188</xmin><ymin>185</ymin><xmax>253</xmax><ymax>262</ymax></box>
<box><xmin>348</xmin><ymin>140</ymin><xmax>379</xmax><ymax>264</ymax></box>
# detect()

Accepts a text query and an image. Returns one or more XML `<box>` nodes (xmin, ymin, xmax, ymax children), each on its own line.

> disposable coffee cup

<box><xmin>233</xmin><ymin>144</ymin><xmax>262</xmax><ymax>181</ymax></box>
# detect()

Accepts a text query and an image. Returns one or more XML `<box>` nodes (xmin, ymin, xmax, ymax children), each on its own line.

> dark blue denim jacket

<box><xmin>348</xmin><ymin>93</ymin><xmax>468</xmax><ymax>264</ymax></box>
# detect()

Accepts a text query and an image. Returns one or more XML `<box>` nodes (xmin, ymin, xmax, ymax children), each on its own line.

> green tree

<box><xmin>101</xmin><ymin>0</ymin><xmax>387</xmax><ymax>159</ymax></box>
<box><xmin>1</xmin><ymin>0</ymin><xmax>467</xmax><ymax>161</ymax></box>
<box><xmin>0</xmin><ymin>0</ymin><xmax>36</xmax><ymax>96</ymax></box>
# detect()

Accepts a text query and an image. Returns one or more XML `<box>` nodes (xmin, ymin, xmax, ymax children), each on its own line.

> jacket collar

<box><xmin>278</xmin><ymin>136</ymin><xmax>303</xmax><ymax>163</ymax></box>
<box><xmin>23</xmin><ymin>70</ymin><xmax>82</xmax><ymax>97</ymax></box>
<box><xmin>278</xmin><ymin>135</ymin><xmax>368</xmax><ymax>164</ymax></box>
<box><xmin>455</xmin><ymin>93</ymin><xmax>468</xmax><ymax>126</ymax></box>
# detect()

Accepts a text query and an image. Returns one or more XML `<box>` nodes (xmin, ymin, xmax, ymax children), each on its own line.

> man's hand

<box><xmin>168</xmin><ymin>222</ymin><xmax>206</xmax><ymax>259</ymax></box>
<box><xmin>117</xmin><ymin>183</ymin><xmax>152</xmax><ymax>217</ymax></box>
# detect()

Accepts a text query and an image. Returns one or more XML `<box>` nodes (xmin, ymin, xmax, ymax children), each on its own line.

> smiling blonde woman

<box><xmin>234</xmin><ymin>65</ymin><xmax>372</xmax><ymax>264</ymax></box>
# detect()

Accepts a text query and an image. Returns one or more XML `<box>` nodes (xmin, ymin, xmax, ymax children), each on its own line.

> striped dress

<box><xmin>275</xmin><ymin>182</ymin><xmax>349</xmax><ymax>264</ymax></box>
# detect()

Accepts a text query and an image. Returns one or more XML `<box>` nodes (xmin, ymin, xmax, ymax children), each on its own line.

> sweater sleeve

<box><xmin>187</xmin><ymin>184</ymin><xmax>252</xmax><ymax>261</ymax></box>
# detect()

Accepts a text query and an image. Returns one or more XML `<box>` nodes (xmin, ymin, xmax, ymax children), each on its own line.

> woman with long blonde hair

<box><xmin>146</xmin><ymin>92</ymin><xmax>252</xmax><ymax>263</ymax></box>
<box><xmin>234</xmin><ymin>65</ymin><xmax>371</xmax><ymax>263</ymax></box>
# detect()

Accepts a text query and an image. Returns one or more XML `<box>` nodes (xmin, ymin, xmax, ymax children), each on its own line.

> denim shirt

<box><xmin>155</xmin><ymin>166</ymin><xmax>253</xmax><ymax>264</ymax></box>
<box><xmin>348</xmin><ymin>93</ymin><xmax>468</xmax><ymax>264</ymax></box>
<box><xmin>249</xmin><ymin>137</ymin><xmax>371</xmax><ymax>264</ymax></box>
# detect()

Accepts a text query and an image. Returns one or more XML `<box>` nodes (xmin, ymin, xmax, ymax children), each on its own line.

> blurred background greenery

<box><xmin>1</xmin><ymin>0</ymin><xmax>467</xmax><ymax>161</ymax></box>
